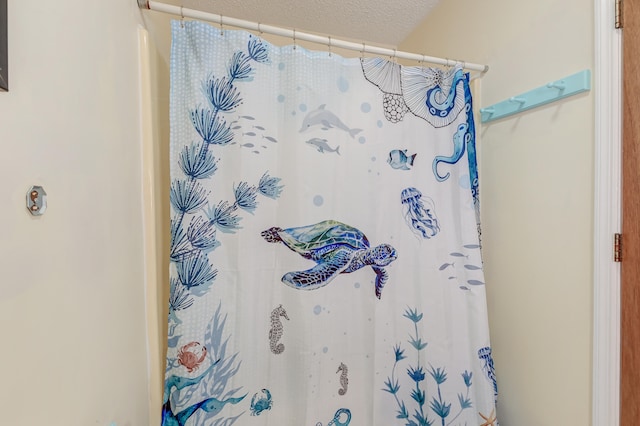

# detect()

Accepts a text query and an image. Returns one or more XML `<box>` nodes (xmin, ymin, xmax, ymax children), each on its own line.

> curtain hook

<box><xmin>393</xmin><ymin>49</ymin><xmax>397</xmax><ymax>63</ymax></box>
<box><xmin>257</xmin><ymin>22</ymin><xmax>263</xmax><ymax>38</ymax></box>
<box><xmin>420</xmin><ymin>54</ymin><xmax>426</xmax><ymax>68</ymax></box>
<box><xmin>361</xmin><ymin>42</ymin><xmax>365</xmax><ymax>59</ymax></box>
<box><xmin>180</xmin><ymin>6</ymin><xmax>184</xmax><ymax>28</ymax></box>
<box><xmin>219</xmin><ymin>15</ymin><xmax>224</xmax><ymax>35</ymax></box>
<box><xmin>293</xmin><ymin>29</ymin><xmax>297</xmax><ymax>50</ymax></box>
<box><xmin>328</xmin><ymin>36</ymin><xmax>332</xmax><ymax>57</ymax></box>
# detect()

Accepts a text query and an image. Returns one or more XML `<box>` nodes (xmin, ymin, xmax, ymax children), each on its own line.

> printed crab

<box><xmin>250</xmin><ymin>389</ymin><xmax>273</xmax><ymax>416</ymax></box>
<box><xmin>177</xmin><ymin>341</ymin><xmax>207</xmax><ymax>373</ymax></box>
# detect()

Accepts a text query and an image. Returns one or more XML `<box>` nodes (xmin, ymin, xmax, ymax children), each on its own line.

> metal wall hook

<box><xmin>26</xmin><ymin>186</ymin><xmax>47</xmax><ymax>216</ymax></box>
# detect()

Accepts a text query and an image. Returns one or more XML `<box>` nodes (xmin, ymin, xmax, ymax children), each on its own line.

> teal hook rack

<box><xmin>480</xmin><ymin>69</ymin><xmax>591</xmax><ymax>123</ymax></box>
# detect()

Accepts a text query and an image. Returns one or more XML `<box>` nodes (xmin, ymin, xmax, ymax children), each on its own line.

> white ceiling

<box><xmin>168</xmin><ymin>0</ymin><xmax>442</xmax><ymax>47</ymax></box>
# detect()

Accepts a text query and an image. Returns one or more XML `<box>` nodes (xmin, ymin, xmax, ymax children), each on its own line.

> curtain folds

<box><xmin>163</xmin><ymin>21</ymin><xmax>497</xmax><ymax>426</ymax></box>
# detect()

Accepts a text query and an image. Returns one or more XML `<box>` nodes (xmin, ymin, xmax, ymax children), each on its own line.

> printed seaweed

<box><xmin>165</xmin><ymin>35</ymin><xmax>283</xmax><ymax>425</ymax></box>
<box><xmin>383</xmin><ymin>307</ymin><xmax>473</xmax><ymax>426</ymax></box>
<box><xmin>163</xmin><ymin>304</ymin><xmax>247</xmax><ymax>426</ymax></box>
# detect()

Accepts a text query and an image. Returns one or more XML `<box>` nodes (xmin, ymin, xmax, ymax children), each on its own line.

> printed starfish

<box><xmin>479</xmin><ymin>408</ymin><xmax>497</xmax><ymax>426</ymax></box>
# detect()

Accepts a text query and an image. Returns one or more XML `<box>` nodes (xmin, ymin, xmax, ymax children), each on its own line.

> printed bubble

<box><xmin>277</xmin><ymin>94</ymin><xmax>285</xmax><ymax>103</ymax></box>
<box><xmin>337</xmin><ymin>76</ymin><xmax>349</xmax><ymax>92</ymax></box>
<box><xmin>459</xmin><ymin>174</ymin><xmax>471</xmax><ymax>189</ymax></box>
<box><xmin>313</xmin><ymin>305</ymin><xmax>322</xmax><ymax>315</ymax></box>
<box><xmin>313</xmin><ymin>195</ymin><xmax>324</xmax><ymax>206</ymax></box>
<box><xmin>361</xmin><ymin>102</ymin><xmax>371</xmax><ymax>113</ymax></box>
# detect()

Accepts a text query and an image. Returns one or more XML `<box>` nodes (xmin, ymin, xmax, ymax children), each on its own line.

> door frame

<box><xmin>593</xmin><ymin>0</ymin><xmax>622</xmax><ymax>424</ymax></box>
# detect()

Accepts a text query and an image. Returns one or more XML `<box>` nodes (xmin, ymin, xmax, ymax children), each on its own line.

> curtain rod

<box><xmin>138</xmin><ymin>0</ymin><xmax>489</xmax><ymax>74</ymax></box>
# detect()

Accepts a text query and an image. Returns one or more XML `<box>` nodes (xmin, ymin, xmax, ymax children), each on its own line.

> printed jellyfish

<box><xmin>401</xmin><ymin>187</ymin><xmax>440</xmax><ymax>239</ymax></box>
<box><xmin>478</xmin><ymin>346</ymin><xmax>498</xmax><ymax>403</ymax></box>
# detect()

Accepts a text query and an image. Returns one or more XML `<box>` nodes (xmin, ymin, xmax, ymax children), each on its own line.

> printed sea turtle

<box><xmin>261</xmin><ymin>220</ymin><xmax>397</xmax><ymax>299</ymax></box>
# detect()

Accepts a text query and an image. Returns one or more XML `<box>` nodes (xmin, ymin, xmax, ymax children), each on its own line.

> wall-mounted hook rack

<box><xmin>480</xmin><ymin>69</ymin><xmax>591</xmax><ymax>123</ymax></box>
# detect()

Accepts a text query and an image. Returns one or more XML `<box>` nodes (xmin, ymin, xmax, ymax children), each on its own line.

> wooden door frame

<box><xmin>593</xmin><ymin>0</ymin><xmax>622</xmax><ymax>424</ymax></box>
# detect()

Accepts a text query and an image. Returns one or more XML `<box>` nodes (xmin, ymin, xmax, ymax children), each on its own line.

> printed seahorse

<box><xmin>337</xmin><ymin>362</ymin><xmax>349</xmax><ymax>395</ymax></box>
<box><xmin>269</xmin><ymin>304</ymin><xmax>289</xmax><ymax>354</ymax></box>
<box><xmin>432</xmin><ymin>122</ymin><xmax>470</xmax><ymax>182</ymax></box>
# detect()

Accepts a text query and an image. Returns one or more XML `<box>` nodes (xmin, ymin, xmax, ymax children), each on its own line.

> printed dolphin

<box><xmin>305</xmin><ymin>138</ymin><xmax>340</xmax><ymax>155</ymax></box>
<box><xmin>299</xmin><ymin>104</ymin><xmax>362</xmax><ymax>138</ymax></box>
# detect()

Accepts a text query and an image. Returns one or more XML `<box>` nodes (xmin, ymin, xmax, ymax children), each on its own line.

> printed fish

<box><xmin>299</xmin><ymin>104</ymin><xmax>362</xmax><ymax>138</ymax></box>
<box><xmin>387</xmin><ymin>149</ymin><xmax>417</xmax><ymax>170</ymax></box>
<box><xmin>306</xmin><ymin>138</ymin><xmax>340</xmax><ymax>155</ymax></box>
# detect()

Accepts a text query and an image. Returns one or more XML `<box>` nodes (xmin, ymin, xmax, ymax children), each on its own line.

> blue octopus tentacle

<box><xmin>425</xmin><ymin>67</ymin><xmax>467</xmax><ymax>119</ymax></box>
<box><xmin>463</xmin><ymin>74</ymin><xmax>480</xmax><ymax>208</ymax></box>
<box><xmin>432</xmin><ymin>122</ymin><xmax>470</xmax><ymax>182</ymax></box>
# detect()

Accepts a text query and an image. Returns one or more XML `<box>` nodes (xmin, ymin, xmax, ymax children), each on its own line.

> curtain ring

<box><xmin>328</xmin><ymin>36</ymin><xmax>332</xmax><ymax>57</ymax></box>
<box><xmin>361</xmin><ymin>42</ymin><xmax>365</xmax><ymax>59</ymax></box>
<box><xmin>180</xmin><ymin>6</ymin><xmax>184</xmax><ymax>28</ymax></box>
<box><xmin>293</xmin><ymin>29</ymin><xmax>297</xmax><ymax>50</ymax></box>
<box><xmin>420</xmin><ymin>54</ymin><xmax>426</xmax><ymax>67</ymax></box>
<box><xmin>445</xmin><ymin>58</ymin><xmax>453</xmax><ymax>70</ymax></box>
<box><xmin>219</xmin><ymin>15</ymin><xmax>224</xmax><ymax>35</ymax></box>
<box><xmin>392</xmin><ymin>49</ymin><xmax>397</xmax><ymax>63</ymax></box>
<box><xmin>257</xmin><ymin>22</ymin><xmax>264</xmax><ymax>41</ymax></box>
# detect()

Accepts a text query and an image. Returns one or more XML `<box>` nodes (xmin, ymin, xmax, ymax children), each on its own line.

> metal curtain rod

<box><xmin>138</xmin><ymin>0</ymin><xmax>489</xmax><ymax>74</ymax></box>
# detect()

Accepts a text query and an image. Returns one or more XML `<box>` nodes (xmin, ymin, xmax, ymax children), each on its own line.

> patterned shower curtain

<box><xmin>163</xmin><ymin>20</ymin><xmax>497</xmax><ymax>426</ymax></box>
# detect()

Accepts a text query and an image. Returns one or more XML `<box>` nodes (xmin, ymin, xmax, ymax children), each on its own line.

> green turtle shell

<box><xmin>278</xmin><ymin>220</ymin><xmax>370</xmax><ymax>257</ymax></box>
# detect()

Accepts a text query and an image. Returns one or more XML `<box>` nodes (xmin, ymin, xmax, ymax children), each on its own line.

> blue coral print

<box><xmin>165</xmin><ymin>26</ymin><xmax>283</xmax><ymax>425</ymax></box>
<box><xmin>383</xmin><ymin>308</ymin><xmax>474</xmax><ymax>425</ymax></box>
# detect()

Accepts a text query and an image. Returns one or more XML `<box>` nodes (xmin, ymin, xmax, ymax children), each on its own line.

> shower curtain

<box><xmin>164</xmin><ymin>20</ymin><xmax>497</xmax><ymax>426</ymax></box>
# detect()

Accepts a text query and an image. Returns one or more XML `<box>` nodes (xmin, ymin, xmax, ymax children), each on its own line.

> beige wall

<box><xmin>401</xmin><ymin>1</ymin><xmax>594</xmax><ymax>424</ymax></box>
<box><xmin>0</xmin><ymin>1</ymin><xmax>151</xmax><ymax>425</ymax></box>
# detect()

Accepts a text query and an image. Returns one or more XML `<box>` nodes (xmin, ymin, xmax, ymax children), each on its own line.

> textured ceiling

<box><xmin>165</xmin><ymin>0</ymin><xmax>442</xmax><ymax>47</ymax></box>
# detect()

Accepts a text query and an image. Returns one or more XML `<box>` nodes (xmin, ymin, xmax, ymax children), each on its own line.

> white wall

<box><xmin>0</xmin><ymin>1</ymin><xmax>150</xmax><ymax>425</ymax></box>
<box><xmin>401</xmin><ymin>1</ymin><xmax>594</xmax><ymax>424</ymax></box>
